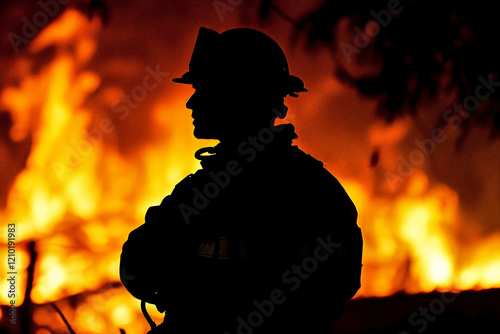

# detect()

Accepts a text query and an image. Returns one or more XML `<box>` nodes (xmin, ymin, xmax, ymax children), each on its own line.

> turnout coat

<box><xmin>120</xmin><ymin>124</ymin><xmax>362</xmax><ymax>333</ymax></box>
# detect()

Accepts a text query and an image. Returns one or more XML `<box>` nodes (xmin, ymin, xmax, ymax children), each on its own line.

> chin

<box><xmin>193</xmin><ymin>127</ymin><xmax>216</xmax><ymax>140</ymax></box>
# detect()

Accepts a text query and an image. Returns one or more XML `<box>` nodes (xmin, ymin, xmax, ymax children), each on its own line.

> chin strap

<box><xmin>141</xmin><ymin>300</ymin><xmax>157</xmax><ymax>331</ymax></box>
<box><xmin>194</xmin><ymin>146</ymin><xmax>217</xmax><ymax>161</ymax></box>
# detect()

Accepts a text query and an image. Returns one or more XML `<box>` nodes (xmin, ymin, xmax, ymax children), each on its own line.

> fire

<box><xmin>0</xmin><ymin>6</ymin><xmax>499</xmax><ymax>334</ymax></box>
<box><xmin>345</xmin><ymin>170</ymin><xmax>500</xmax><ymax>297</ymax></box>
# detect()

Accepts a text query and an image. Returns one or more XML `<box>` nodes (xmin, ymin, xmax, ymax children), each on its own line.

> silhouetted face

<box><xmin>186</xmin><ymin>80</ymin><xmax>271</xmax><ymax>141</ymax></box>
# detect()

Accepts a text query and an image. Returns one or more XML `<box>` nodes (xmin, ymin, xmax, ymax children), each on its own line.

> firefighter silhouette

<box><xmin>120</xmin><ymin>27</ymin><xmax>362</xmax><ymax>334</ymax></box>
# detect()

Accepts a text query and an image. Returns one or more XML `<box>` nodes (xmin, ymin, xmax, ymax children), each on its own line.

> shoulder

<box><xmin>282</xmin><ymin>146</ymin><xmax>343</xmax><ymax>189</ymax></box>
<box><xmin>281</xmin><ymin>146</ymin><xmax>358</xmax><ymax>219</ymax></box>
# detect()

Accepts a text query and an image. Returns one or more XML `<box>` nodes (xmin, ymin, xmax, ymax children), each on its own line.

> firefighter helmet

<box><xmin>173</xmin><ymin>27</ymin><xmax>307</xmax><ymax>98</ymax></box>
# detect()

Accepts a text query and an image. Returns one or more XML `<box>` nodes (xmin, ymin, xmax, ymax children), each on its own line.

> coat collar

<box><xmin>195</xmin><ymin>123</ymin><xmax>298</xmax><ymax>170</ymax></box>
